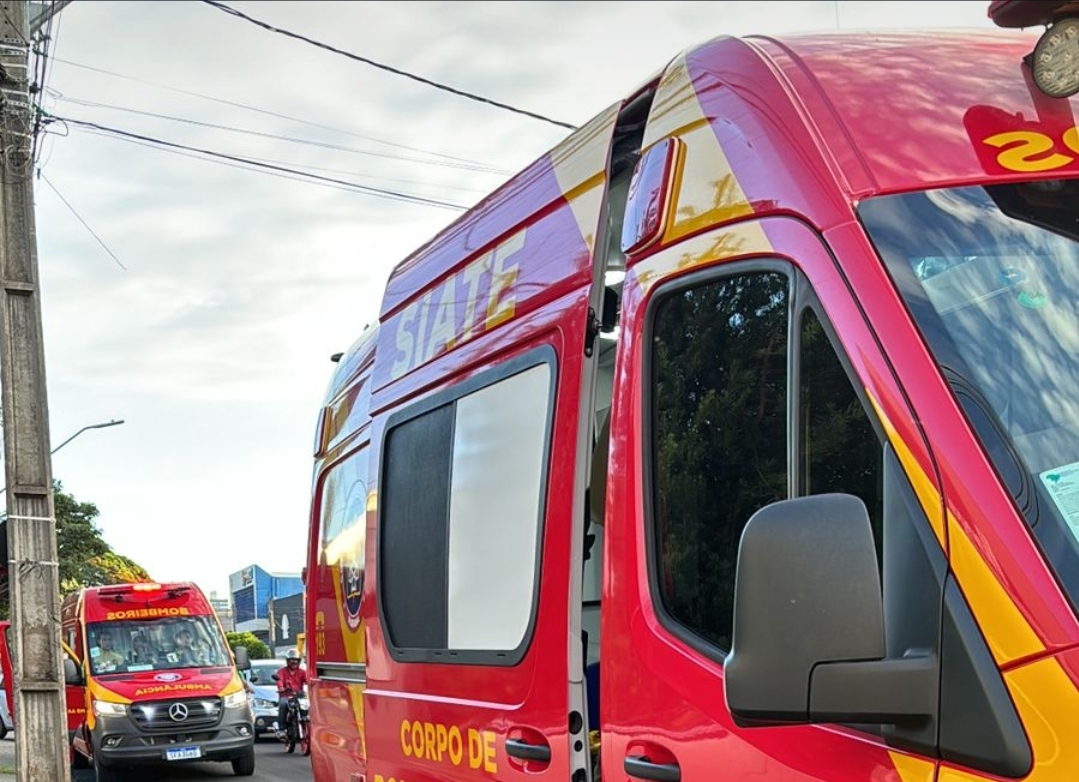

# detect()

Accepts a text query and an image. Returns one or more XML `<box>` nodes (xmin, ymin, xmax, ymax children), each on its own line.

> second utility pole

<box><xmin>0</xmin><ymin>1</ymin><xmax>69</xmax><ymax>781</ymax></box>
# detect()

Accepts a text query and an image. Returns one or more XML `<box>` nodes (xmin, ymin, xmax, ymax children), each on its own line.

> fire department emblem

<box><xmin>342</xmin><ymin>563</ymin><xmax>364</xmax><ymax>631</ymax></box>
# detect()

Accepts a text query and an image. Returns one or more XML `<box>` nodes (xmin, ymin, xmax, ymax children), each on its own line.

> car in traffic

<box><xmin>243</xmin><ymin>659</ymin><xmax>286</xmax><ymax>739</ymax></box>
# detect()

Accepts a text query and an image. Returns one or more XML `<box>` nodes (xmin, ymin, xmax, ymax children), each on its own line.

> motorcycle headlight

<box><xmin>223</xmin><ymin>691</ymin><xmax>249</xmax><ymax>709</ymax></box>
<box><xmin>297</xmin><ymin>698</ymin><xmax>310</xmax><ymax>710</ymax></box>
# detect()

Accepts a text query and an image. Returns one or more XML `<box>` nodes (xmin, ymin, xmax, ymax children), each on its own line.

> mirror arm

<box><xmin>810</xmin><ymin>654</ymin><xmax>937</xmax><ymax>725</ymax></box>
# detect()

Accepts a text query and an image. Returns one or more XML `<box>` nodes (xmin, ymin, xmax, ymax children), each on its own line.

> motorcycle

<box><xmin>274</xmin><ymin>689</ymin><xmax>311</xmax><ymax>756</ymax></box>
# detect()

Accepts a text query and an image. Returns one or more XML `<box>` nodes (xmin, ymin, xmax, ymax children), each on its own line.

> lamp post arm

<box><xmin>0</xmin><ymin>419</ymin><xmax>124</xmax><ymax>495</ymax></box>
<box><xmin>50</xmin><ymin>419</ymin><xmax>124</xmax><ymax>456</ymax></box>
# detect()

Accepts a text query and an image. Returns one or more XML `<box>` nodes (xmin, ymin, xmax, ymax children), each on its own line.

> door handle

<box><xmin>506</xmin><ymin>737</ymin><xmax>552</xmax><ymax>763</ymax></box>
<box><xmin>624</xmin><ymin>755</ymin><xmax>681</xmax><ymax>782</ymax></box>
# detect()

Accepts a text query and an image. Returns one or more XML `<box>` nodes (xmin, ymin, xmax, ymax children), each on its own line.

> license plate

<box><xmin>165</xmin><ymin>746</ymin><xmax>202</xmax><ymax>761</ymax></box>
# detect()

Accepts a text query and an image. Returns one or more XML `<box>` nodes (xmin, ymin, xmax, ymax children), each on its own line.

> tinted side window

<box><xmin>799</xmin><ymin>308</ymin><xmax>884</xmax><ymax>563</ymax></box>
<box><xmin>652</xmin><ymin>271</ymin><xmax>788</xmax><ymax>650</ymax></box>
<box><xmin>651</xmin><ymin>269</ymin><xmax>884</xmax><ymax>652</ymax></box>
<box><xmin>380</xmin><ymin>357</ymin><xmax>553</xmax><ymax>663</ymax></box>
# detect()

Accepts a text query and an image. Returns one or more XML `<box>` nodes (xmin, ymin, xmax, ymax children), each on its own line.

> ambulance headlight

<box><xmin>92</xmin><ymin>699</ymin><xmax>127</xmax><ymax>717</ymax></box>
<box><xmin>223</xmin><ymin>691</ymin><xmax>249</xmax><ymax>709</ymax></box>
<box><xmin>1031</xmin><ymin>16</ymin><xmax>1079</xmax><ymax>98</ymax></box>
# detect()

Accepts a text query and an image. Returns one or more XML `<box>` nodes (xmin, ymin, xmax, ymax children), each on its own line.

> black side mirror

<box><xmin>724</xmin><ymin>493</ymin><xmax>935</xmax><ymax>726</ymax></box>
<box><xmin>233</xmin><ymin>645</ymin><xmax>251</xmax><ymax>671</ymax></box>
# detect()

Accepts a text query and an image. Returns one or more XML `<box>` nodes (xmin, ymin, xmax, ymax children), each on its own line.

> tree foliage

<box><xmin>226</xmin><ymin>631</ymin><xmax>270</xmax><ymax>661</ymax></box>
<box><xmin>0</xmin><ymin>481</ymin><xmax>153</xmax><ymax>618</ymax></box>
<box><xmin>86</xmin><ymin>551</ymin><xmax>152</xmax><ymax>586</ymax></box>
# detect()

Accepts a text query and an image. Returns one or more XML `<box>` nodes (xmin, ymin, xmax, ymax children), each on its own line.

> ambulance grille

<box><xmin>129</xmin><ymin>697</ymin><xmax>222</xmax><ymax>731</ymax></box>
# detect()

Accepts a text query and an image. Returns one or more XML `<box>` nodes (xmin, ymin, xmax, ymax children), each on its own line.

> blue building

<box><xmin>229</xmin><ymin>565</ymin><xmax>304</xmax><ymax>644</ymax></box>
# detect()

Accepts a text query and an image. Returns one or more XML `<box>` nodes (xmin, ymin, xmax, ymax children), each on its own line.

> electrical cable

<box><xmin>55</xmin><ymin>95</ymin><xmax>509</xmax><ymax>174</ymax></box>
<box><xmin>39</xmin><ymin>172</ymin><xmax>127</xmax><ymax>270</ymax></box>
<box><xmin>200</xmin><ymin>0</ymin><xmax>577</xmax><ymax>130</ymax></box>
<box><xmin>49</xmin><ymin>56</ymin><xmax>509</xmax><ymax>170</ymax></box>
<box><xmin>47</xmin><ymin>113</ymin><xmax>468</xmax><ymax>211</ymax></box>
<box><xmin>69</xmin><ymin>123</ymin><xmax>488</xmax><ymax>198</ymax></box>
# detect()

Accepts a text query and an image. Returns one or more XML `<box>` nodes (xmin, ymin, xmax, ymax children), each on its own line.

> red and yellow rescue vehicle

<box><xmin>305</xmin><ymin>3</ymin><xmax>1079</xmax><ymax>782</ymax></box>
<box><xmin>61</xmin><ymin>581</ymin><xmax>255</xmax><ymax>780</ymax></box>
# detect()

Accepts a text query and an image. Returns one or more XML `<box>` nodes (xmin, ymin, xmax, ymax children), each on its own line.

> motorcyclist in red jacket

<box><xmin>275</xmin><ymin>651</ymin><xmax>308</xmax><ymax>737</ymax></box>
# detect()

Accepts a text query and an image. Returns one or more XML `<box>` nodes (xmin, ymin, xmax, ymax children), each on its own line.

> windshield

<box><xmin>859</xmin><ymin>178</ymin><xmax>1079</xmax><ymax>605</ymax></box>
<box><xmin>247</xmin><ymin>663</ymin><xmax>281</xmax><ymax>686</ymax></box>
<box><xmin>86</xmin><ymin>615</ymin><xmax>231</xmax><ymax>675</ymax></box>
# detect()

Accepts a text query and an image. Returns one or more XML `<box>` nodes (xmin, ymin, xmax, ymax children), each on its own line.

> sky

<box><xmin>24</xmin><ymin>1</ymin><xmax>1000</xmax><ymax>601</ymax></box>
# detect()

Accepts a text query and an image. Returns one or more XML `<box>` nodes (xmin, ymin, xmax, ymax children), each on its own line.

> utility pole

<box><xmin>0</xmin><ymin>1</ymin><xmax>69</xmax><ymax>780</ymax></box>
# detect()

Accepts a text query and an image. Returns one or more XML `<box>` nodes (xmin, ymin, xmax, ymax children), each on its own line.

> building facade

<box><xmin>229</xmin><ymin>565</ymin><xmax>303</xmax><ymax>645</ymax></box>
<box><xmin>268</xmin><ymin>592</ymin><xmax>305</xmax><ymax>658</ymax></box>
<box><xmin>209</xmin><ymin>591</ymin><xmax>234</xmax><ymax>632</ymax></box>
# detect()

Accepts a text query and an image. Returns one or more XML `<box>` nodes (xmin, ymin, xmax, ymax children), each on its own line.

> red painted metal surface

<box><xmin>307</xmin><ymin>20</ymin><xmax>1079</xmax><ymax>782</ymax></box>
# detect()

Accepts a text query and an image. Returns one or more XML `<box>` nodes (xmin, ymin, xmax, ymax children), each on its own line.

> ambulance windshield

<box><xmin>859</xmin><ymin>178</ymin><xmax>1079</xmax><ymax>607</ymax></box>
<box><xmin>86</xmin><ymin>616</ymin><xmax>231</xmax><ymax>674</ymax></box>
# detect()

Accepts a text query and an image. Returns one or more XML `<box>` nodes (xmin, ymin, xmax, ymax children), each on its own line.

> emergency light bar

<box><xmin>989</xmin><ymin>0</ymin><xmax>1079</xmax><ymax>97</ymax></box>
<box><xmin>97</xmin><ymin>583</ymin><xmax>190</xmax><ymax>601</ymax></box>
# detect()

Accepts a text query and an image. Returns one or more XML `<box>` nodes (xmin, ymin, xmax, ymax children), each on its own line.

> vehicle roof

<box><xmin>322</xmin><ymin>27</ymin><xmax>1075</xmax><ymax>411</ymax></box>
<box><xmin>740</xmin><ymin>29</ymin><xmax>1049</xmax><ymax>196</ymax></box>
<box><xmin>83</xmin><ymin>580</ymin><xmax>200</xmax><ymax>593</ymax></box>
<box><xmin>379</xmin><ymin>29</ymin><xmax>1053</xmax><ymax>318</ymax></box>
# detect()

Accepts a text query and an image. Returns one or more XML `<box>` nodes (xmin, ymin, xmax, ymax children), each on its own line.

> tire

<box><xmin>93</xmin><ymin>753</ymin><xmax>123</xmax><ymax>782</ymax></box>
<box><xmin>231</xmin><ymin>746</ymin><xmax>256</xmax><ymax>777</ymax></box>
<box><xmin>0</xmin><ymin>719</ymin><xmax>7</xmax><ymax>742</ymax></box>
<box><xmin>300</xmin><ymin>723</ymin><xmax>311</xmax><ymax>757</ymax></box>
<box><xmin>285</xmin><ymin>719</ymin><xmax>297</xmax><ymax>753</ymax></box>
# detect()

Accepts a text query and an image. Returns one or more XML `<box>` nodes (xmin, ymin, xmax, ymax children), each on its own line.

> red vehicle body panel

<box><xmin>307</xmin><ymin>18</ymin><xmax>1079</xmax><ymax>782</ymax></box>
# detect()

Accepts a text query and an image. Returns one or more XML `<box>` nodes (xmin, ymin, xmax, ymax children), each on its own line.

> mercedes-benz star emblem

<box><xmin>168</xmin><ymin>703</ymin><xmax>189</xmax><ymax>722</ymax></box>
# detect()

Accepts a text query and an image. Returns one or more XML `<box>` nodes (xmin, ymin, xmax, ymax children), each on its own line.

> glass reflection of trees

<box><xmin>651</xmin><ymin>269</ymin><xmax>884</xmax><ymax>652</ymax></box>
<box><xmin>652</xmin><ymin>271</ymin><xmax>788</xmax><ymax>651</ymax></box>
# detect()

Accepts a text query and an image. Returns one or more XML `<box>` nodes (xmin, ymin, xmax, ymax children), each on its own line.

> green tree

<box><xmin>0</xmin><ymin>481</ymin><xmax>153</xmax><ymax>618</ymax></box>
<box><xmin>87</xmin><ymin>551</ymin><xmax>152</xmax><ymax>585</ymax></box>
<box><xmin>226</xmin><ymin>631</ymin><xmax>270</xmax><ymax>661</ymax></box>
<box><xmin>55</xmin><ymin>482</ymin><xmax>111</xmax><ymax>593</ymax></box>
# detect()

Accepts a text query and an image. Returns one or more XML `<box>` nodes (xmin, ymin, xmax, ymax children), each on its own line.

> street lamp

<box><xmin>50</xmin><ymin>418</ymin><xmax>125</xmax><ymax>456</ymax></box>
<box><xmin>0</xmin><ymin>419</ymin><xmax>124</xmax><ymax>495</ymax></box>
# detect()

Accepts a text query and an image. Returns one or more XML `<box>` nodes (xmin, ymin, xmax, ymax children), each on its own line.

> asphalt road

<box><xmin>0</xmin><ymin>735</ymin><xmax>313</xmax><ymax>782</ymax></box>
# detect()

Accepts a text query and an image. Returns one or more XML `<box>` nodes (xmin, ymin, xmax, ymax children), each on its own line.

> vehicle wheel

<box><xmin>231</xmin><ymin>746</ymin><xmax>256</xmax><ymax>777</ymax></box>
<box><xmin>93</xmin><ymin>753</ymin><xmax>123</xmax><ymax>782</ymax></box>
<box><xmin>300</xmin><ymin>726</ymin><xmax>311</xmax><ymax>756</ymax></box>
<box><xmin>0</xmin><ymin>719</ymin><xmax>7</xmax><ymax>742</ymax></box>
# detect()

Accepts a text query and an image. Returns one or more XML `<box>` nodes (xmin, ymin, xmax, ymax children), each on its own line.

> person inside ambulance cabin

<box><xmin>168</xmin><ymin>625</ymin><xmax>209</xmax><ymax>666</ymax></box>
<box><xmin>128</xmin><ymin>634</ymin><xmax>156</xmax><ymax>667</ymax></box>
<box><xmin>90</xmin><ymin>630</ymin><xmax>127</xmax><ymax>674</ymax></box>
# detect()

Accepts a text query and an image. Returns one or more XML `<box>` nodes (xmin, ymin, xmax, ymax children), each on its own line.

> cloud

<box><xmin>29</xmin><ymin>0</ymin><xmax>997</xmax><ymax>598</ymax></box>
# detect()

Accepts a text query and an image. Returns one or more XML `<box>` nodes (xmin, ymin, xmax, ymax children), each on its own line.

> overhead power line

<box><xmin>48</xmin><ymin>113</ymin><xmax>468</xmax><ymax>211</ymax></box>
<box><xmin>39</xmin><ymin>172</ymin><xmax>127</xmax><ymax>270</ymax></box>
<box><xmin>49</xmin><ymin>56</ymin><xmax>510</xmax><ymax>172</ymax></box>
<box><xmin>200</xmin><ymin>0</ymin><xmax>577</xmax><ymax>131</ymax></box>
<box><xmin>55</xmin><ymin>94</ymin><xmax>509</xmax><ymax>174</ymax></box>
